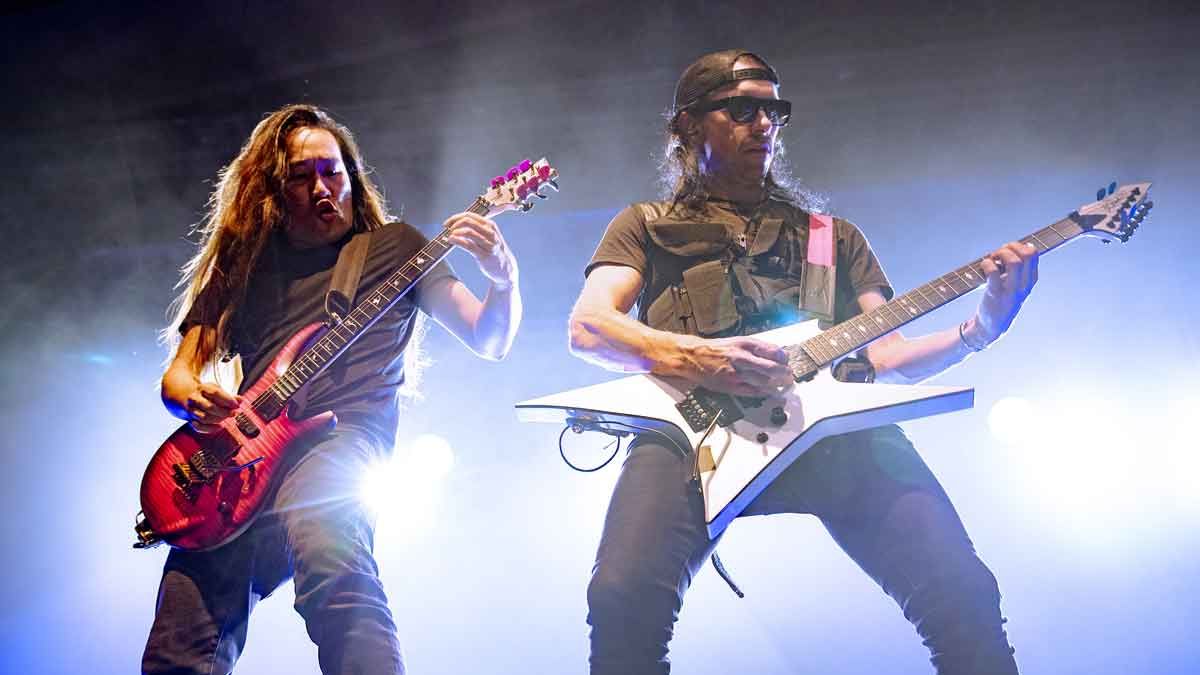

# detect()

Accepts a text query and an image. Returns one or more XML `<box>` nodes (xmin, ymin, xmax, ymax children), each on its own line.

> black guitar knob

<box><xmin>217</xmin><ymin>501</ymin><xmax>233</xmax><ymax>516</ymax></box>
<box><xmin>770</xmin><ymin>407</ymin><xmax>788</xmax><ymax>426</ymax></box>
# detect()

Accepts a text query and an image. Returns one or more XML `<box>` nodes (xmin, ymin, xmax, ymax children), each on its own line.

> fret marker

<box><xmin>372</xmin><ymin>297</ymin><xmax>380</xmax><ymax>305</ymax></box>
<box><xmin>858</xmin><ymin>326</ymin><xmax>866</xmax><ymax>333</ymax></box>
<box><xmin>830</xmin><ymin>338</ymin><xmax>839</xmax><ymax>346</ymax></box>
<box><xmin>842</xmin><ymin>331</ymin><xmax>851</xmax><ymax>339</ymax></box>
<box><xmin>908</xmin><ymin>307</ymin><xmax>917</xmax><ymax>315</ymax></box>
<box><xmin>939</xmin><ymin>285</ymin><xmax>947</xmax><ymax>292</ymax></box>
<box><xmin>965</xmin><ymin>272</ymin><xmax>974</xmax><ymax>280</ymax></box>
<box><xmin>876</xmin><ymin>317</ymin><xmax>884</xmax><ymax>324</ymax></box>
<box><xmin>416</xmin><ymin>257</ymin><xmax>426</xmax><ymax>265</ymax></box>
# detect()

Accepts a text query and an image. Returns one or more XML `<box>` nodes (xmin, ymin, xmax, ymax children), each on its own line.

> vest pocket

<box><xmin>681</xmin><ymin>260</ymin><xmax>739</xmax><ymax>336</ymax></box>
<box><xmin>645</xmin><ymin>283</ymin><xmax>696</xmax><ymax>335</ymax></box>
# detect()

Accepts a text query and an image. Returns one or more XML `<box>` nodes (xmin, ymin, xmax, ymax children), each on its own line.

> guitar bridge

<box><xmin>170</xmin><ymin>447</ymin><xmax>229</xmax><ymax>501</ymax></box>
<box><xmin>676</xmin><ymin>388</ymin><xmax>744</xmax><ymax>433</ymax></box>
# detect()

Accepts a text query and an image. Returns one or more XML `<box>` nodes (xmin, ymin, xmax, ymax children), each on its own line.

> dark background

<box><xmin>2</xmin><ymin>1</ymin><xmax>1197</xmax><ymax>673</ymax></box>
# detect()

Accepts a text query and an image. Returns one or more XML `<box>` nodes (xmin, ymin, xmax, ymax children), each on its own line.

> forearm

<box><xmin>568</xmin><ymin>304</ymin><xmax>696</xmax><ymax>377</ymax></box>
<box><xmin>161</xmin><ymin>325</ymin><xmax>210</xmax><ymax>420</ymax></box>
<box><xmin>161</xmin><ymin>364</ymin><xmax>202</xmax><ymax>421</ymax></box>
<box><xmin>471</xmin><ymin>278</ymin><xmax>522</xmax><ymax>360</ymax></box>
<box><xmin>869</xmin><ymin>316</ymin><xmax>986</xmax><ymax>384</ymax></box>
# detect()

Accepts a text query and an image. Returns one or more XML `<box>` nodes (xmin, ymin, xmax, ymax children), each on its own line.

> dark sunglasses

<box><xmin>690</xmin><ymin>96</ymin><xmax>792</xmax><ymax>126</ymax></box>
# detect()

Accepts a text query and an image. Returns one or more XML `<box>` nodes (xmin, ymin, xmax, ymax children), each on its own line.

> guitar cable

<box><xmin>559</xmin><ymin>415</ymin><xmax>746</xmax><ymax>598</ymax></box>
<box><xmin>559</xmin><ymin>418</ymin><xmax>692</xmax><ymax>472</ymax></box>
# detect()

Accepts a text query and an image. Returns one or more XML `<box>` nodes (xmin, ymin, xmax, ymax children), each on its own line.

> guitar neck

<box><xmin>788</xmin><ymin>212</ymin><xmax>1090</xmax><ymax>372</ymax></box>
<box><xmin>257</xmin><ymin>197</ymin><xmax>491</xmax><ymax>416</ymax></box>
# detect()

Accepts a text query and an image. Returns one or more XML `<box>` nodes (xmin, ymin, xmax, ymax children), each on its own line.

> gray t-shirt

<box><xmin>185</xmin><ymin>221</ymin><xmax>455</xmax><ymax>440</ymax></box>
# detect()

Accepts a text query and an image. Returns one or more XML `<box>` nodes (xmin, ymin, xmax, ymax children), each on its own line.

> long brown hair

<box><xmin>161</xmin><ymin>104</ymin><xmax>393</xmax><ymax>365</ymax></box>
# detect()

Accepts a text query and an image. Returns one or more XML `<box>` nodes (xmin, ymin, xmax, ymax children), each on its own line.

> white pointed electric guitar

<box><xmin>517</xmin><ymin>182</ymin><xmax>1152</xmax><ymax>538</ymax></box>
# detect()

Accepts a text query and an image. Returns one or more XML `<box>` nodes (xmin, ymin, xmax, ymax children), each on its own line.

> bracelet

<box><xmin>958</xmin><ymin>320</ymin><xmax>988</xmax><ymax>352</ymax></box>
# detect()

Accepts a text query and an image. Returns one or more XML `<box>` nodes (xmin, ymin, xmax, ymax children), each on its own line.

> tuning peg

<box><xmin>506</xmin><ymin>167</ymin><xmax>520</xmax><ymax>181</ymax></box>
<box><xmin>1096</xmin><ymin>187</ymin><xmax>1106</xmax><ymax>201</ymax></box>
<box><xmin>491</xmin><ymin>176</ymin><xmax>504</xmax><ymax>188</ymax></box>
<box><xmin>518</xmin><ymin>159</ymin><xmax>533</xmax><ymax>173</ymax></box>
<box><xmin>537</xmin><ymin>164</ymin><xmax>552</xmax><ymax>179</ymax></box>
<box><xmin>547</xmin><ymin>179</ymin><xmax>560</xmax><ymax>191</ymax></box>
<box><xmin>1107</xmin><ymin>181</ymin><xmax>1117</xmax><ymax>196</ymax></box>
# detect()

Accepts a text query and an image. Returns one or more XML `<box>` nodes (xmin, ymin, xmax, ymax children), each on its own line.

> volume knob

<box><xmin>770</xmin><ymin>407</ymin><xmax>788</xmax><ymax>426</ymax></box>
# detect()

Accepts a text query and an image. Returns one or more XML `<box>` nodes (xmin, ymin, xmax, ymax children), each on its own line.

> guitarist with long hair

<box><xmin>142</xmin><ymin>104</ymin><xmax>522</xmax><ymax>674</ymax></box>
<box><xmin>568</xmin><ymin>50</ymin><xmax>1037</xmax><ymax>674</ymax></box>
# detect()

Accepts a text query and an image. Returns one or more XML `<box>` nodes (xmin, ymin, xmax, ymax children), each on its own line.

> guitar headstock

<box><xmin>480</xmin><ymin>158</ymin><xmax>559</xmax><ymax>216</ymax></box>
<box><xmin>1073</xmin><ymin>181</ymin><xmax>1153</xmax><ymax>243</ymax></box>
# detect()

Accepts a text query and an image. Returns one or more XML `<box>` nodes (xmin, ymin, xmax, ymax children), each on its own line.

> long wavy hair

<box><xmin>658</xmin><ymin>105</ymin><xmax>826</xmax><ymax>215</ymax></box>
<box><xmin>161</xmin><ymin>104</ymin><xmax>393</xmax><ymax>368</ymax></box>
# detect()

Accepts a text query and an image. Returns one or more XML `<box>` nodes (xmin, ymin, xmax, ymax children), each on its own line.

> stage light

<box><xmin>990</xmin><ymin>392</ymin><xmax>1140</xmax><ymax>523</ymax></box>
<box><xmin>987</xmin><ymin>396</ymin><xmax>1036</xmax><ymax>445</ymax></box>
<box><xmin>1164</xmin><ymin>396</ymin><xmax>1200</xmax><ymax>510</ymax></box>
<box><xmin>985</xmin><ymin>384</ymin><xmax>1200</xmax><ymax>547</ymax></box>
<box><xmin>359</xmin><ymin>433</ymin><xmax>456</xmax><ymax>523</ymax></box>
<box><xmin>407</xmin><ymin>433</ymin><xmax>455</xmax><ymax>480</ymax></box>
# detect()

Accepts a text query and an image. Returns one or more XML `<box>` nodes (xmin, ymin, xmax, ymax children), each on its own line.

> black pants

<box><xmin>587</xmin><ymin>425</ymin><xmax>1019</xmax><ymax>674</ymax></box>
<box><xmin>141</xmin><ymin>426</ymin><xmax>404</xmax><ymax>675</ymax></box>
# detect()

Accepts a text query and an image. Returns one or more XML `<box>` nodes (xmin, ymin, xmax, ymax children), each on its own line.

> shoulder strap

<box><xmin>324</xmin><ymin>230</ymin><xmax>373</xmax><ymax>325</ymax></box>
<box><xmin>799</xmin><ymin>213</ymin><xmax>837</xmax><ymax>322</ymax></box>
<box><xmin>292</xmin><ymin>229</ymin><xmax>372</xmax><ymax>419</ymax></box>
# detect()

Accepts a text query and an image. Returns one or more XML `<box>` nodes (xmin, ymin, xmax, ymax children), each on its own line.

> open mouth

<box><xmin>316</xmin><ymin>200</ymin><xmax>339</xmax><ymax>221</ymax></box>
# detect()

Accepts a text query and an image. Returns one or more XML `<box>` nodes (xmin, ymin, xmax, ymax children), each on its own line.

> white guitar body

<box><xmin>516</xmin><ymin>320</ymin><xmax>974</xmax><ymax>538</ymax></box>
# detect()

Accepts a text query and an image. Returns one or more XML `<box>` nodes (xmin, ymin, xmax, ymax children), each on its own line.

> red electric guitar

<box><xmin>134</xmin><ymin>159</ymin><xmax>559</xmax><ymax>550</ymax></box>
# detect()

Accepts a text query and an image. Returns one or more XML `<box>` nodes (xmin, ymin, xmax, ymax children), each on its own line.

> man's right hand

<box><xmin>678</xmin><ymin>336</ymin><xmax>794</xmax><ymax>396</ymax></box>
<box><xmin>181</xmin><ymin>382</ymin><xmax>242</xmax><ymax>434</ymax></box>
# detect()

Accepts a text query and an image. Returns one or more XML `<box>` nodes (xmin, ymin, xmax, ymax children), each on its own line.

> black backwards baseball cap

<box><xmin>671</xmin><ymin>49</ymin><xmax>781</xmax><ymax>118</ymax></box>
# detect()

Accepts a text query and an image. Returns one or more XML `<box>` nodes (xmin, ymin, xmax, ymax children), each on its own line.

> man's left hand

<box><xmin>973</xmin><ymin>240</ymin><xmax>1039</xmax><ymax>345</ymax></box>
<box><xmin>444</xmin><ymin>212</ymin><xmax>519</xmax><ymax>289</ymax></box>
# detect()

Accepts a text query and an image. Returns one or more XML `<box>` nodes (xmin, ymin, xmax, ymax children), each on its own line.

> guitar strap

<box><xmin>799</xmin><ymin>213</ymin><xmax>837</xmax><ymax>323</ymax></box>
<box><xmin>324</xmin><ymin>229</ymin><xmax>373</xmax><ymax>325</ymax></box>
<box><xmin>291</xmin><ymin>229</ymin><xmax>372</xmax><ymax>417</ymax></box>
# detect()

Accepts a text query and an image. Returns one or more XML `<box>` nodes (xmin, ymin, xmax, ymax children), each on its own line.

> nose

<box><xmin>312</xmin><ymin>174</ymin><xmax>332</xmax><ymax>200</ymax></box>
<box><xmin>753</xmin><ymin>107</ymin><xmax>775</xmax><ymax>132</ymax></box>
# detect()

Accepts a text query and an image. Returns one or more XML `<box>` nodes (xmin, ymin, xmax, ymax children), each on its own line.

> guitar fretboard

<box><xmin>785</xmin><ymin>213</ymin><xmax>1089</xmax><ymax>376</ymax></box>
<box><xmin>250</xmin><ymin>197</ymin><xmax>491</xmax><ymax>420</ymax></box>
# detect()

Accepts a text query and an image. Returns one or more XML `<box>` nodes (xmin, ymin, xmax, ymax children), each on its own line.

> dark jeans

<box><xmin>587</xmin><ymin>425</ymin><xmax>1019</xmax><ymax>675</ymax></box>
<box><xmin>141</xmin><ymin>425</ymin><xmax>404</xmax><ymax>675</ymax></box>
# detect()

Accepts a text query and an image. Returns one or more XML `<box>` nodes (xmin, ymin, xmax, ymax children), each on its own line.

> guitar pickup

<box><xmin>235</xmin><ymin>413</ymin><xmax>260</xmax><ymax>439</ymax></box>
<box><xmin>676</xmin><ymin>388</ymin><xmax>744</xmax><ymax>433</ymax></box>
<box><xmin>172</xmin><ymin>462</ymin><xmax>198</xmax><ymax>489</ymax></box>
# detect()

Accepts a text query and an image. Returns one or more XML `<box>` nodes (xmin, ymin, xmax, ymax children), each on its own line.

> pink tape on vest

<box><xmin>807</xmin><ymin>214</ymin><xmax>834</xmax><ymax>267</ymax></box>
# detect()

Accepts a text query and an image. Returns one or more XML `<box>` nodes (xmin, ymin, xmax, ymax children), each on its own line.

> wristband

<box><xmin>958</xmin><ymin>320</ymin><xmax>988</xmax><ymax>352</ymax></box>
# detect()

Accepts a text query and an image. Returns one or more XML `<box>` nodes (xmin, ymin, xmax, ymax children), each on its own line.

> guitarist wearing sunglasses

<box><xmin>568</xmin><ymin>50</ymin><xmax>1036</xmax><ymax>674</ymax></box>
<box><xmin>141</xmin><ymin>104</ymin><xmax>521</xmax><ymax>675</ymax></box>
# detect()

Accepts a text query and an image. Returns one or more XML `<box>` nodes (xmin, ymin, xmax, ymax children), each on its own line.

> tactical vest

<box><xmin>637</xmin><ymin>200</ymin><xmax>837</xmax><ymax>337</ymax></box>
